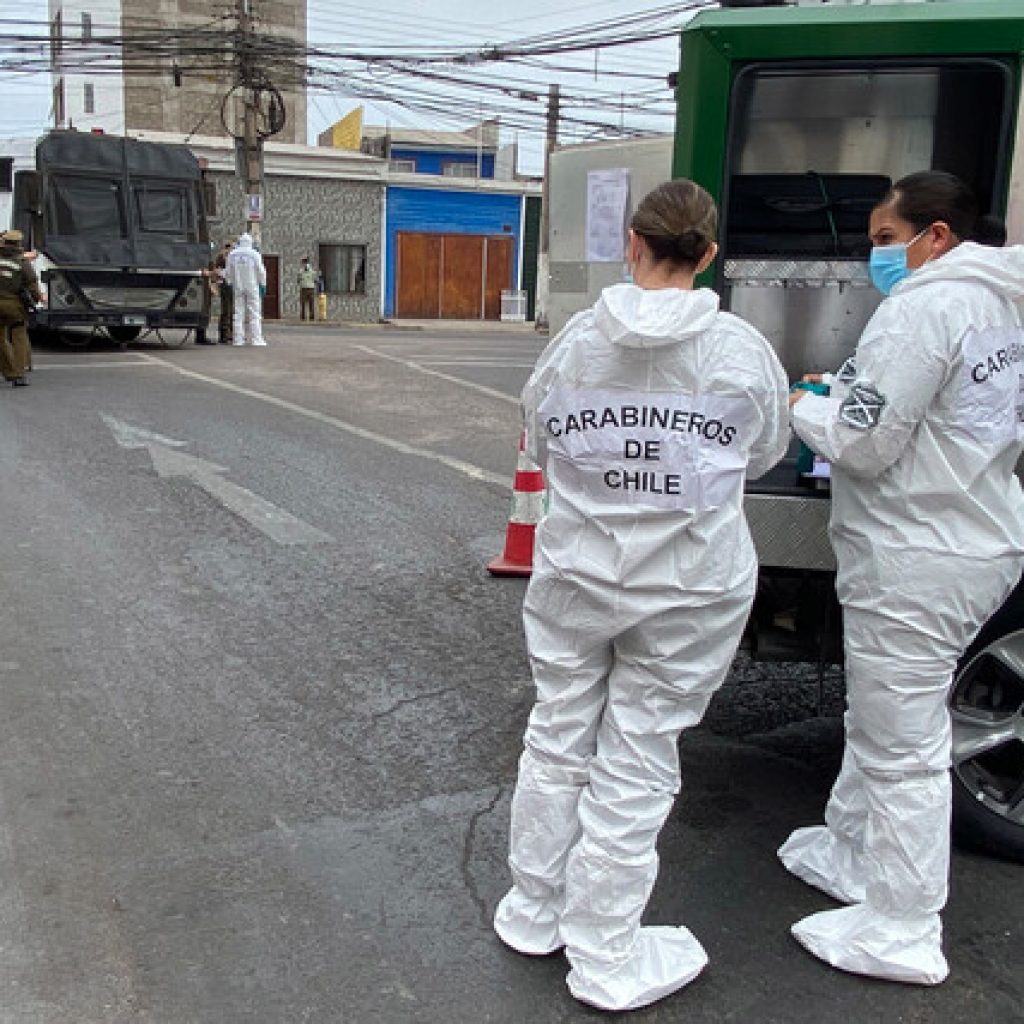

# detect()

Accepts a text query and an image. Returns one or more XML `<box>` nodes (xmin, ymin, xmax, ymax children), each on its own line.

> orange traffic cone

<box><xmin>487</xmin><ymin>430</ymin><xmax>546</xmax><ymax>577</ymax></box>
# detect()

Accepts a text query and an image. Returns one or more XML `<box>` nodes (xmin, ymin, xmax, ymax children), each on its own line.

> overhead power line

<box><xmin>0</xmin><ymin>1</ymin><xmax>697</xmax><ymax>144</ymax></box>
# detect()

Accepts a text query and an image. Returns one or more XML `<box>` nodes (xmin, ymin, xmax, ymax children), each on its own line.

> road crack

<box><xmin>461</xmin><ymin>784</ymin><xmax>505</xmax><ymax>929</ymax></box>
<box><xmin>370</xmin><ymin>686</ymin><xmax>456</xmax><ymax>721</ymax></box>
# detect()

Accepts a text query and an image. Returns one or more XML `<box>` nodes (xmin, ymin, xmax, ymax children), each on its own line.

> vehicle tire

<box><xmin>950</xmin><ymin>620</ymin><xmax>1024</xmax><ymax>863</ymax></box>
<box><xmin>106</xmin><ymin>326</ymin><xmax>142</xmax><ymax>344</ymax></box>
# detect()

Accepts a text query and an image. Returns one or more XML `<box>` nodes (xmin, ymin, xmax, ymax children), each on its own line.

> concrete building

<box><xmin>135</xmin><ymin>129</ymin><xmax>541</xmax><ymax>324</ymax></box>
<box><xmin>140</xmin><ymin>130</ymin><xmax>387</xmax><ymax>322</ymax></box>
<box><xmin>48</xmin><ymin>0</ymin><xmax>306</xmax><ymax>144</ymax></box>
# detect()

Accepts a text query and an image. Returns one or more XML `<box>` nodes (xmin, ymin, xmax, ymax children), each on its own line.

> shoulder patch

<box><xmin>839</xmin><ymin>380</ymin><xmax>886</xmax><ymax>431</ymax></box>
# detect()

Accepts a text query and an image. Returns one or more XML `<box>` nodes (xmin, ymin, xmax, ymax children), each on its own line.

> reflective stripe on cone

<box><xmin>488</xmin><ymin>431</ymin><xmax>545</xmax><ymax>577</ymax></box>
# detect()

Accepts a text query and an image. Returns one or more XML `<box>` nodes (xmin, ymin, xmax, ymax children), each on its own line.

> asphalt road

<box><xmin>0</xmin><ymin>324</ymin><xmax>1019</xmax><ymax>1024</ymax></box>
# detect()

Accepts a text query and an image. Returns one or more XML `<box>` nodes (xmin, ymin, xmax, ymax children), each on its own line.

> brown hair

<box><xmin>630</xmin><ymin>179</ymin><xmax>717</xmax><ymax>269</ymax></box>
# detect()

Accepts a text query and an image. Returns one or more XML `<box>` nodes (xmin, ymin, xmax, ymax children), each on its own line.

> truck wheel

<box><xmin>106</xmin><ymin>326</ymin><xmax>142</xmax><ymax>344</ymax></box>
<box><xmin>950</xmin><ymin>627</ymin><xmax>1024</xmax><ymax>862</ymax></box>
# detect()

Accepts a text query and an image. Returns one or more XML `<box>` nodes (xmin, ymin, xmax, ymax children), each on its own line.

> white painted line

<box><xmin>36</xmin><ymin>359</ymin><xmax>150</xmax><ymax>369</ymax></box>
<box><xmin>353</xmin><ymin>344</ymin><xmax>519</xmax><ymax>406</ymax></box>
<box><xmin>417</xmin><ymin>364</ymin><xmax>540</xmax><ymax>372</ymax></box>
<box><xmin>100</xmin><ymin>413</ymin><xmax>189</xmax><ymax>450</ymax></box>
<box><xmin>138</xmin><ymin>354</ymin><xmax>511</xmax><ymax>489</ymax></box>
<box><xmin>148</xmin><ymin>445</ymin><xmax>333</xmax><ymax>545</ymax></box>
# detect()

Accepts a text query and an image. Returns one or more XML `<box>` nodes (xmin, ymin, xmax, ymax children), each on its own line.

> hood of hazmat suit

<box><xmin>782</xmin><ymin>243</ymin><xmax>1024</xmax><ymax>985</ymax></box>
<box><xmin>224</xmin><ymin>232</ymin><xmax>267</xmax><ymax>294</ymax></box>
<box><xmin>524</xmin><ymin>282</ymin><xmax>791</xmax><ymax>595</ymax></box>
<box><xmin>496</xmin><ymin>283</ymin><xmax>789</xmax><ymax>1011</ymax></box>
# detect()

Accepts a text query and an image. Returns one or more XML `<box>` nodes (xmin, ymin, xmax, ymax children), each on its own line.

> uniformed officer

<box><xmin>0</xmin><ymin>230</ymin><xmax>42</xmax><ymax>387</ymax></box>
<box><xmin>214</xmin><ymin>242</ymin><xmax>234</xmax><ymax>344</ymax></box>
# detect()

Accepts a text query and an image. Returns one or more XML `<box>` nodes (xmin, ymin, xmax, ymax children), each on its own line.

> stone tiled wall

<box><xmin>208</xmin><ymin>172</ymin><xmax>383</xmax><ymax>322</ymax></box>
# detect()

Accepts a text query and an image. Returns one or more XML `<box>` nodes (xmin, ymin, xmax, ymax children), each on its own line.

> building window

<box><xmin>388</xmin><ymin>159</ymin><xmax>416</xmax><ymax>173</ymax></box>
<box><xmin>84</xmin><ymin>83</ymin><xmax>95</xmax><ymax>114</ymax></box>
<box><xmin>0</xmin><ymin>159</ymin><xmax>12</xmax><ymax>193</ymax></box>
<box><xmin>442</xmin><ymin>161</ymin><xmax>477</xmax><ymax>178</ymax></box>
<box><xmin>319</xmin><ymin>244</ymin><xmax>366</xmax><ymax>295</ymax></box>
<box><xmin>81</xmin><ymin>12</ymin><xmax>92</xmax><ymax>40</ymax></box>
<box><xmin>202</xmin><ymin>180</ymin><xmax>217</xmax><ymax>219</ymax></box>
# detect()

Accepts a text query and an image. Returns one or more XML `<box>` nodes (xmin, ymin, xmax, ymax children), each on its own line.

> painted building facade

<box><xmin>320</xmin><ymin>121</ymin><xmax>504</xmax><ymax>181</ymax></box>
<box><xmin>385</xmin><ymin>185</ymin><xmax>524</xmax><ymax>319</ymax></box>
<box><xmin>137</xmin><ymin>130</ymin><xmax>386</xmax><ymax>322</ymax></box>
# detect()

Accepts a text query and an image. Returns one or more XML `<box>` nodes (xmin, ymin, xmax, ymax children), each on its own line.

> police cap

<box><xmin>0</xmin><ymin>229</ymin><xmax>23</xmax><ymax>245</ymax></box>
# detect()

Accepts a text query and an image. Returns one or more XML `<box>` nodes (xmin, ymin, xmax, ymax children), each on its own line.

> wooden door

<box><xmin>397</xmin><ymin>233</ymin><xmax>442</xmax><ymax>318</ymax></box>
<box><xmin>440</xmin><ymin>235</ymin><xmax>485</xmax><ymax>319</ymax></box>
<box><xmin>484</xmin><ymin>236</ymin><xmax>514</xmax><ymax>320</ymax></box>
<box><xmin>262</xmin><ymin>254</ymin><xmax>280</xmax><ymax>319</ymax></box>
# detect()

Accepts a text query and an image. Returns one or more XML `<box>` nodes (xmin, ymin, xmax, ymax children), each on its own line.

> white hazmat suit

<box><xmin>783</xmin><ymin>242</ymin><xmax>1024</xmax><ymax>984</ymax></box>
<box><xmin>224</xmin><ymin>233</ymin><xmax>267</xmax><ymax>346</ymax></box>
<box><xmin>494</xmin><ymin>283</ymin><xmax>790</xmax><ymax>1011</ymax></box>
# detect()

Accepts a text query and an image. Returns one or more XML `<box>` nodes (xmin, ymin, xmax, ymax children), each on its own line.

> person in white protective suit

<box><xmin>493</xmin><ymin>180</ymin><xmax>790</xmax><ymax>1012</ymax></box>
<box><xmin>224</xmin><ymin>232</ymin><xmax>267</xmax><ymax>346</ymax></box>
<box><xmin>783</xmin><ymin>170</ymin><xmax>1024</xmax><ymax>986</ymax></box>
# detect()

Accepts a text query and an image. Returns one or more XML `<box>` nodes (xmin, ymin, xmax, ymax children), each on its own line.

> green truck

<box><xmin>672</xmin><ymin>0</ymin><xmax>1024</xmax><ymax>860</ymax></box>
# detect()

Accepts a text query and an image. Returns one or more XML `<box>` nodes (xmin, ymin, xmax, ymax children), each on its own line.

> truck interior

<box><xmin>724</xmin><ymin>58</ymin><xmax>1016</xmax><ymax>664</ymax></box>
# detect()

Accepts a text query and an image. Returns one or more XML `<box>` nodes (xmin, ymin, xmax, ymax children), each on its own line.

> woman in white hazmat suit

<box><xmin>493</xmin><ymin>180</ymin><xmax>790</xmax><ymax>1012</ymax></box>
<box><xmin>782</xmin><ymin>171</ymin><xmax>1024</xmax><ymax>985</ymax></box>
<box><xmin>224</xmin><ymin>232</ymin><xmax>267</xmax><ymax>346</ymax></box>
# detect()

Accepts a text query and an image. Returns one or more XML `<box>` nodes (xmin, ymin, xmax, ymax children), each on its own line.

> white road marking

<box><xmin>137</xmin><ymin>355</ymin><xmax>511</xmax><ymax>488</ymax></box>
<box><xmin>100</xmin><ymin>414</ymin><xmax>188</xmax><ymax>450</ymax></box>
<box><xmin>353</xmin><ymin>344</ymin><xmax>519</xmax><ymax>406</ymax></box>
<box><xmin>416</xmin><ymin>359</ymin><xmax>537</xmax><ymax>368</ymax></box>
<box><xmin>37</xmin><ymin>359</ymin><xmax>150</xmax><ymax>369</ymax></box>
<box><xmin>102</xmin><ymin>413</ymin><xmax>334</xmax><ymax>545</ymax></box>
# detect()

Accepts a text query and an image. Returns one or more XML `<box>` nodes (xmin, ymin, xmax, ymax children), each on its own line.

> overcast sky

<box><xmin>0</xmin><ymin>0</ymin><xmax>686</xmax><ymax>174</ymax></box>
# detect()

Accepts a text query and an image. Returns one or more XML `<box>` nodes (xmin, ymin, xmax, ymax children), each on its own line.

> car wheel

<box><xmin>950</xmin><ymin>628</ymin><xmax>1024</xmax><ymax>862</ymax></box>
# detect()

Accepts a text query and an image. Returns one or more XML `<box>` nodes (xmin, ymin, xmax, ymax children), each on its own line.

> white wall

<box><xmin>547</xmin><ymin>135</ymin><xmax>673</xmax><ymax>335</ymax></box>
<box><xmin>0</xmin><ymin>138</ymin><xmax>43</xmax><ymax>232</ymax></box>
<box><xmin>49</xmin><ymin>0</ymin><xmax>125</xmax><ymax>134</ymax></box>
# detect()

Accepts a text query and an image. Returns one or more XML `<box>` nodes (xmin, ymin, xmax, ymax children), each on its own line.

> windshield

<box><xmin>49</xmin><ymin>175</ymin><xmax>126</xmax><ymax>238</ymax></box>
<box><xmin>133</xmin><ymin>184</ymin><xmax>192</xmax><ymax>237</ymax></box>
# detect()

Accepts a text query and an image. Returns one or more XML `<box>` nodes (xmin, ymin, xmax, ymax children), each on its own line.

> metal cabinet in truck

<box><xmin>672</xmin><ymin>0</ymin><xmax>1024</xmax><ymax>860</ymax></box>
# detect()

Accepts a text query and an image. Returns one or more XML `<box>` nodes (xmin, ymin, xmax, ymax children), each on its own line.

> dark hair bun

<box><xmin>674</xmin><ymin>229</ymin><xmax>707</xmax><ymax>262</ymax></box>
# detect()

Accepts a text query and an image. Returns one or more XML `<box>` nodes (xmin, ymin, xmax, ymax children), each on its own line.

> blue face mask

<box><xmin>868</xmin><ymin>227</ymin><xmax>929</xmax><ymax>296</ymax></box>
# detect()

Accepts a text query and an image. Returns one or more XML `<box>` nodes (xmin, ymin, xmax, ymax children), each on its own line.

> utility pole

<box><xmin>237</xmin><ymin>0</ymin><xmax>263</xmax><ymax>246</ymax></box>
<box><xmin>534</xmin><ymin>83</ymin><xmax>559</xmax><ymax>331</ymax></box>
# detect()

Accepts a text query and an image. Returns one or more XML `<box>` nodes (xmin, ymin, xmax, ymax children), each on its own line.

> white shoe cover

<box><xmin>791</xmin><ymin>903</ymin><xmax>948</xmax><ymax>986</ymax></box>
<box><xmin>566</xmin><ymin>926</ymin><xmax>708</xmax><ymax>1012</ymax></box>
<box><xmin>778</xmin><ymin>826</ymin><xmax>866</xmax><ymax>904</ymax></box>
<box><xmin>494</xmin><ymin>887</ymin><xmax>564</xmax><ymax>955</ymax></box>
